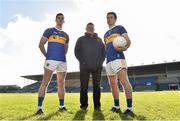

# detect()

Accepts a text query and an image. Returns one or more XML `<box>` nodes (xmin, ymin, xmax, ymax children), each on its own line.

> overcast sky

<box><xmin>0</xmin><ymin>0</ymin><xmax>180</xmax><ymax>87</ymax></box>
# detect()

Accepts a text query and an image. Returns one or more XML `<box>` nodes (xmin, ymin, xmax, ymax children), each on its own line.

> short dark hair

<box><xmin>87</xmin><ymin>22</ymin><xmax>94</xmax><ymax>26</ymax></box>
<box><xmin>107</xmin><ymin>12</ymin><xmax>117</xmax><ymax>19</ymax></box>
<box><xmin>56</xmin><ymin>13</ymin><xmax>64</xmax><ymax>18</ymax></box>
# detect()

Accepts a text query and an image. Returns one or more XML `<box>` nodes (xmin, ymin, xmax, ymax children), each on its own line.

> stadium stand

<box><xmin>0</xmin><ymin>85</ymin><xmax>21</xmax><ymax>93</ymax></box>
<box><xmin>19</xmin><ymin>61</ymin><xmax>180</xmax><ymax>93</ymax></box>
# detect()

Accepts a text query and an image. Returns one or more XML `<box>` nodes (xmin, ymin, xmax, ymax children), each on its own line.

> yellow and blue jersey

<box><xmin>104</xmin><ymin>25</ymin><xmax>127</xmax><ymax>63</ymax></box>
<box><xmin>43</xmin><ymin>27</ymin><xmax>69</xmax><ymax>62</ymax></box>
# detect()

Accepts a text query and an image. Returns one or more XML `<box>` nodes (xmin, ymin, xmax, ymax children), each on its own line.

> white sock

<box><xmin>114</xmin><ymin>106</ymin><xmax>120</xmax><ymax>109</ymax></box>
<box><xmin>38</xmin><ymin>106</ymin><xmax>42</xmax><ymax>110</ymax></box>
<box><xmin>127</xmin><ymin>107</ymin><xmax>132</xmax><ymax>111</ymax></box>
<box><xmin>60</xmin><ymin>106</ymin><xmax>64</xmax><ymax>109</ymax></box>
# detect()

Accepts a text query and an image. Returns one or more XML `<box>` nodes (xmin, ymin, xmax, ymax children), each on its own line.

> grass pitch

<box><xmin>0</xmin><ymin>91</ymin><xmax>180</xmax><ymax>120</ymax></box>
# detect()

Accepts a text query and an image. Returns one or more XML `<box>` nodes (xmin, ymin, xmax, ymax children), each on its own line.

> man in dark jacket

<box><xmin>74</xmin><ymin>22</ymin><xmax>105</xmax><ymax>110</ymax></box>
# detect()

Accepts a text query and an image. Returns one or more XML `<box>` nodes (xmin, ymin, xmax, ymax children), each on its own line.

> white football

<box><xmin>113</xmin><ymin>36</ymin><xmax>127</xmax><ymax>48</ymax></box>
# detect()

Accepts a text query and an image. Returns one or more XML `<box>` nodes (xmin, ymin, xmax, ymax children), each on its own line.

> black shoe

<box><xmin>59</xmin><ymin>107</ymin><xmax>67</xmax><ymax>112</ymax></box>
<box><xmin>36</xmin><ymin>109</ymin><xmax>44</xmax><ymax>115</ymax></box>
<box><xmin>123</xmin><ymin>109</ymin><xmax>134</xmax><ymax>117</ymax></box>
<box><xmin>110</xmin><ymin>107</ymin><xmax>121</xmax><ymax>113</ymax></box>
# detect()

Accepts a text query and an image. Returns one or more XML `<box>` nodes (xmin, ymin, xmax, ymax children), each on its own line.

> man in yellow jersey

<box><xmin>36</xmin><ymin>13</ymin><xmax>69</xmax><ymax>115</ymax></box>
<box><xmin>104</xmin><ymin>12</ymin><xmax>133</xmax><ymax>116</ymax></box>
